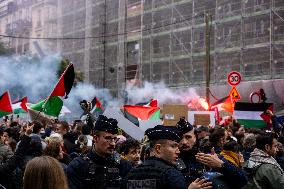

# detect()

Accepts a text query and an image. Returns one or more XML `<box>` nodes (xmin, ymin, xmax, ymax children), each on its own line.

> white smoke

<box><xmin>0</xmin><ymin>54</ymin><xmax>206</xmax><ymax>120</ymax></box>
<box><xmin>125</xmin><ymin>81</ymin><xmax>200</xmax><ymax>105</ymax></box>
<box><xmin>64</xmin><ymin>83</ymin><xmax>123</xmax><ymax>118</ymax></box>
<box><xmin>0</xmin><ymin>54</ymin><xmax>60</xmax><ymax>101</ymax></box>
<box><xmin>0</xmin><ymin>54</ymin><xmax>122</xmax><ymax>119</ymax></box>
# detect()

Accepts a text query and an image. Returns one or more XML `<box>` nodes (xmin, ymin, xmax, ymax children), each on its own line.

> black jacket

<box><xmin>0</xmin><ymin>135</ymin><xmax>31</xmax><ymax>189</ymax></box>
<box><xmin>66</xmin><ymin>150</ymin><xmax>132</xmax><ymax>189</ymax></box>
<box><xmin>127</xmin><ymin>156</ymin><xmax>187</xmax><ymax>189</ymax></box>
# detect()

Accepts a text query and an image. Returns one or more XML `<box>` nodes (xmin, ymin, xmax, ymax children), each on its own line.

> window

<box><xmin>260</xmin><ymin>20</ymin><xmax>264</xmax><ymax>34</ymax></box>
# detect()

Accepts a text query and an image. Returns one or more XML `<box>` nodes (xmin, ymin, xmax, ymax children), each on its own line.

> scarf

<box><xmin>249</xmin><ymin>148</ymin><xmax>283</xmax><ymax>173</ymax></box>
<box><xmin>220</xmin><ymin>150</ymin><xmax>241</xmax><ymax>167</ymax></box>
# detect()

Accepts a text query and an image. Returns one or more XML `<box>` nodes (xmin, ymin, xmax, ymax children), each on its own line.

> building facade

<box><xmin>0</xmin><ymin>0</ymin><xmax>284</xmax><ymax>99</ymax></box>
<box><xmin>30</xmin><ymin>0</ymin><xmax>59</xmax><ymax>57</ymax></box>
<box><xmin>56</xmin><ymin>0</ymin><xmax>284</xmax><ymax>97</ymax></box>
<box><xmin>0</xmin><ymin>0</ymin><xmax>32</xmax><ymax>54</ymax></box>
<box><xmin>0</xmin><ymin>0</ymin><xmax>58</xmax><ymax>56</ymax></box>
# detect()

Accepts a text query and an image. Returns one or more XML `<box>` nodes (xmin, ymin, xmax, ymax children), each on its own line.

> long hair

<box><xmin>23</xmin><ymin>156</ymin><xmax>68</xmax><ymax>189</ymax></box>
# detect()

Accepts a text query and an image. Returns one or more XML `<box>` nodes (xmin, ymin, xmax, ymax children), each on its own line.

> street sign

<box><xmin>229</xmin><ymin>86</ymin><xmax>241</xmax><ymax>101</ymax></box>
<box><xmin>227</xmin><ymin>71</ymin><xmax>242</xmax><ymax>86</ymax></box>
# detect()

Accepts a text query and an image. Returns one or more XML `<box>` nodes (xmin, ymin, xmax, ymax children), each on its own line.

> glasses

<box><xmin>103</xmin><ymin>136</ymin><xmax>119</xmax><ymax>143</ymax></box>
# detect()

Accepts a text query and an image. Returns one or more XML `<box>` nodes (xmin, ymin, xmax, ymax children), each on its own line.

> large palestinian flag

<box><xmin>31</xmin><ymin>63</ymin><xmax>74</xmax><ymax>117</ymax></box>
<box><xmin>122</xmin><ymin>99</ymin><xmax>160</xmax><ymax>126</ymax></box>
<box><xmin>12</xmin><ymin>97</ymin><xmax>28</xmax><ymax>114</ymax></box>
<box><xmin>50</xmin><ymin>63</ymin><xmax>75</xmax><ymax>99</ymax></box>
<box><xmin>0</xmin><ymin>91</ymin><xmax>13</xmax><ymax>118</ymax></box>
<box><xmin>29</xmin><ymin>96</ymin><xmax>63</xmax><ymax>117</ymax></box>
<box><xmin>234</xmin><ymin>102</ymin><xmax>273</xmax><ymax>128</ymax></box>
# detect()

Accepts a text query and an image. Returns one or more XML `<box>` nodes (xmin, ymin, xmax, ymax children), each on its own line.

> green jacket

<box><xmin>243</xmin><ymin>163</ymin><xmax>284</xmax><ymax>189</ymax></box>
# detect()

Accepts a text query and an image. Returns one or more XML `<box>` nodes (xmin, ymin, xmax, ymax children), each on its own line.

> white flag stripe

<box><xmin>12</xmin><ymin>102</ymin><xmax>21</xmax><ymax>110</ymax></box>
<box><xmin>234</xmin><ymin>111</ymin><xmax>263</xmax><ymax>120</ymax></box>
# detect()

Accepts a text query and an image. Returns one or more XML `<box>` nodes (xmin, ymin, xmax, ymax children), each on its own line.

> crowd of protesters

<box><xmin>0</xmin><ymin>109</ymin><xmax>283</xmax><ymax>189</ymax></box>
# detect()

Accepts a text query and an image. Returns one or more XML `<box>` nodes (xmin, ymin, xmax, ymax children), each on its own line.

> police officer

<box><xmin>66</xmin><ymin>115</ymin><xmax>132</xmax><ymax>189</ymax></box>
<box><xmin>127</xmin><ymin>125</ymin><xmax>212</xmax><ymax>189</ymax></box>
<box><xmin>176</xmin><ymin>118</ymin><xmax>206</xmax><ymax>185</ymax></box>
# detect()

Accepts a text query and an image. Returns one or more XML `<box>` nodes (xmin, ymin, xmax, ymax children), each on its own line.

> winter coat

<box><xmin>66</xmin><ymin>150</ymin><xmax>132</xmax><ymax>189</ymax></box>
<box><xmin>12</xmin><ymin>135</ymin><xmax>43</xmax><ymax>189</ymax></box>
<box><xmin>128</xmin><ymin>156</ymin><xmax>188</xmax><ymax>189</ymax></box>
<box><xmin>63</xmin><ymin>132</ymin><xmax>77</xmax><ymax>154</ymax></box>
<box><xmin>0</xmin><ymin>135</ymin><xmax>31</xmax><ymax>189</ymax></box>
<box><xmin>179</xmin><ymin>149</ymin><xmax>206</xmax><ymax>184</ymax></box>
<box><xmin>243</xmin><ymin>148</ymin><xmax>284</xmax><ymax>189</ymax></box>
<box><xmin>215</xmin><ymin>155</ymin><xmax>248</xmax><ymax>189</ymax></box>
<box><xmin>0</xmin><ymin>143</ymin><xmax>13</xmax><ymax>164</ymax></box>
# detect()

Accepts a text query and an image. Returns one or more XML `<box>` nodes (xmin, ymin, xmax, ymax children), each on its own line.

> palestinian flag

<box><xmin>12</xmin><ymin>97</ymin><xmax>28</xmax><ymax>114</ymax></box>
<box><xmin>211</xmin><ymin>96</ymin><xmax>234</xmax><ymax>113</ymax></box>
<box><xmin>50</xmin><ymin>63</ymin><xmax>75</xmax><ymax>99</ymax></box>
<box><xmin>122</xmin><ymin>104</ymin><xmax>160</xmax><ymax>126</ymax></box>
<box><xmin>29</xmin><ymin>96</ymin><xmax>63</xmax><ymax>117</ymax></box>
<box><xmin>0</xmin><ymin>91</ymin><xmax>13</xmax><ymax>118</ymax></box>
<box><xmin>90</xmin><ymin>97</ymin><xmax>104</xmax><ymax>113</ymax></box>
<box><xmin>234</xmin><ymin>102</ymin><xmax>273</xmax><ymax>129</ymax></box>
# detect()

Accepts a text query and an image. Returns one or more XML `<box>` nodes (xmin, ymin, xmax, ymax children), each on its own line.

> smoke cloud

<box><xmin>0</xmin><ymin>54</ymin><xmax>205</xmax><ymax>120</ymax></box>
<box><xmin>0</xmin><ymin>55</ymin><xmax>116</xmax><ymax>119</ymax></box>
<box><xmin>125</xmin><ymin>81</ymin><xmax>199</xmax><ymax>105</ymax></box>
<box><xmin>0</xmin><ymin>55</ymin><xmax>59</xmax><ymax>101</ymax></box>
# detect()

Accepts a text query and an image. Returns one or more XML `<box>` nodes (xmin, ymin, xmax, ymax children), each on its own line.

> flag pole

<box><xmin>34</xmin><ymin>63</ymin><xmax>73</xmax><ymax>121</ymax></box>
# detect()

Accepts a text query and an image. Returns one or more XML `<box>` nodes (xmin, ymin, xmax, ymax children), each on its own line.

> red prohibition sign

<box><xmin>227</xmin><ymin>71</ymin><xmax>242</xmax><ymax>86</ymax></box>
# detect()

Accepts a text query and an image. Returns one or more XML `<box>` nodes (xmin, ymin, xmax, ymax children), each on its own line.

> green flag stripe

<box><xmin>0</xmin><ymin>110</ymin><xmax>11</xmax><ymax>118</ymax></box>
<box><xmin>30</xmin><ymin>96</ymin><xmax>63</xmax><ymax>117</ymax></box>
<box><xmin>149</xmin><ymin>109</ymin><xmax>160</xmax><ymax>120</ymax></box>
<box><xmin>95</xmin><ymin>107</ymin><xmax>103</xmax><ymax>112</ymax></box>
<box><xmin>237</xmin><ymin>119</ymin><xmax>266</xmax><ymax>129</ymax></box>
<box><xmin>13</xmin><ymin>108</ymin><xmax>26</xmax><ymax>114</ymax></box>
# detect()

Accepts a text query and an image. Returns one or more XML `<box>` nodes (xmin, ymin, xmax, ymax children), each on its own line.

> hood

<box><xmin>244</xmin><ymin>148</ymin><xmax>283</xmax><ymax>173</ymax></box>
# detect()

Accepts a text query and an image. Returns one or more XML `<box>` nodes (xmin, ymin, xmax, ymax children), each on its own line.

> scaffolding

<box><xmin>56</xmin><ymin>0</ymin><xmax>284</xmax><ymax>96</ymax></box>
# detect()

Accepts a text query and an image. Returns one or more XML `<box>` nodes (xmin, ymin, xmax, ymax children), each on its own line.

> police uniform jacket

<box><xmin>127</xmin><ymin>156</ymin><xmax>188</xmax><ymax>189</ymax></box>
<box><xmin>66</xmin><ymin>149</ymin><xmax>132</xmax><ymax>189</ymax></box>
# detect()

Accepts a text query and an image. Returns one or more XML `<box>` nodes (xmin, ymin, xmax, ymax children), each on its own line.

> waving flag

<box><xmin>50</xmin><ymin>63</ymin><xmax>75</xmax><ymax>99</ymax></box>
<box><xmin>121</xmin><ymin>99</ymin><xmax>160</xmax><ymax>126</ymax></box>
<box><xmin>90</xmin><ymin>97</ymin><xmax>104</xmax><ymax>113</ymax></box>
<box><xmin>31</xmin><ymin>63</ymin><xmax>75</xmax><ymax>121</ymax></box>
<box><xmin>0</xmin><ymin>91</ymin><xmax>13</xmax><ymax>118</ymax></box>
<box><xmin>234</xmin><ymin>102</ymin><xmax>273</xmax><ymax>128</ymax></box>
<box><xmin>211</xmin><ymin>96</ymin><xmax>234</xmax><ymax>113</ymax></box>
<box><xmin>30</xmin><ymin>96</ymin><xmax>63</xmax><ymax>117</ymax></box>
<box><xmin>12</xmin><ymin>96</ymin><xmax>28</xmax><ymax>114</ymax></box>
